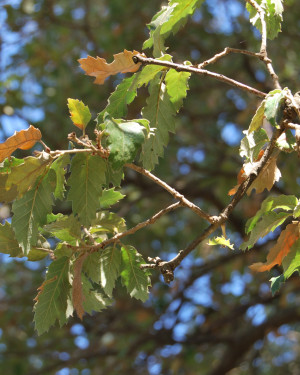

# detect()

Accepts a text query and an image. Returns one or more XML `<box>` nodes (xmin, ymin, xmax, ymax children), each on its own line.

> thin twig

<box><xmin>142</xmin><ymin>128</ymin><xmax>284</xmax><ymax>281</ymax></box>
<box><xmin>246</xmin><ymin>0</ymin><xmax>267</xmax><ymax>54</ymax></box>
<box><xmin>133</xmin><ymin>55</ymin><xmax>266</xmax><ymax>98</ymax></box>
<box><xmin>126</xmin><ymin>163</ymin><xmax>214</xmax><ymax>223</ymax></box>
<box><xmin>89</xmin><ymin>202</ymin><xmax>183</xmax><ymax>251</ymax></box>
<box><xmin>246</xmin><ymin>0</ymin><xmax>281</xmax><ymax>89</ymax></box>
<box><xmin>197</xmin><ymin>47</ymin><xmax>266</xmax><ymax>69</ymax></box>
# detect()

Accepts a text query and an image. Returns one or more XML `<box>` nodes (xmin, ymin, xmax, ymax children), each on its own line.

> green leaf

<box><xmin>135</xmin><ymin>55</ymin><xmax>172</xmax><ymax>87</ymax></box>
<box><xmin>120</xmin><ymin>245</ymin><xmax>151</xmax><ymax>302</ymax></box>
<box><xmin>0</xmin><ymin>156</ymin><xmax>24</xmax><ymax>173</ymax></box>
<box><xmin>91</xmin><ymin>211</ymin><xmax>126</xmax><ymax>234</ymax></box>
<box><xmin>54</xmin><ymin>243</ymin><xmax>74</xmax><ymax>259</ymax></box>
<box><xmin>0</xmin><ymin>173</ymin><xmax>18</xmax><ymax>203</ymax></box>
<box><xmin>34</xmin><ymin>256</ymin><xmax>71</xmax><ymax>335</ymax></box>
<box><xmin>246</xmin><ymin>0</ymin><xmax>284</xmax><ymax>40</ymax></box>
<box><xmin>11</xmin><ymin>172</ymin><xmax>54</xmax><ymax>255</ymax></box>
<box><xmin>6</xmin><ymin>155</ymin><xmax>51</xmax><ymax>198</ymax></box>
<box><xmin>140</xmin><ymin>75</ymin><xmax>176</xmax><ymax>170</ymax></box>
<box><xmin>240</xmin><ymin>128</ymin><xmax>269</xmax><ymax>162</ymax></box>
<box><xmin>82</xmin><ymin>274</ymin><xmax>110</xmax><ymax>314</ymax></box>
<box><xmin>208</xmin><ymin>236</ymin><xmax>234</xmax><ymax>250</ymax></box>
<box><xmin>27</xmin><ymin>247</ymin><xmax>50</xmax><ymax>261</ymax></box>
<box><xmin>282</xmin><ymin>238</ymin><xmax>300</xmax><ymax>279</ymax></box>
<box><xmin>240</xmin><ymin>211</ymin><xmax>291</xmax><ymax>250</ymax></box>
<box><xmin>270</xmin><ymin>274</ymin><xmax>284</xmax><ymax>295</ymax></box>
<box><xmin>245</xmin><ymin>195</ymin><xmax>297</xmax><ymax>234</ymax></box>
<box><xmin>0</xmin><ymin>221</ymin><xmax>23</xmax><ymax>257</ymax></box>
<box><xmin>143</xmin><ymin>3</ymin><xmax>177</xmax><ymax>57</ymax></box>
<box><xmin>248</xmin><ymin>100</ymin><xmax>265</xmax><ymax>133</ymax></box>
<box><xmin>50</xmin><ymin>154</ymin><xmax>70</xmax><ymax>200</ymax></box>
<box><xmin>83</xmin><ymin>246</ymin><xmax>122</xmax><ymax>297</ymax></box>
<box><xmin>105</xmin><ymin>162</ymin><xmax>124</xmax><ymax>187</ymax></box>
<box><xmin>293</xmin><ymin>202</ymin><xmax>300</xmax><ymax>218</ymax></box>
<box><xmin>67</xmin><ymin>98</ymin><xmax>91</xmax><ymax>131</ymax></box>
<box><xmin>97</xmin><ymin>75</ymin><xmax>138</xmax><ymax>124</ymax></box>
<box><xmin>67</xmin><ymin>153</ymin><xmax>107</xmax><ymax>227</ymax></box>
<box><xmin>165</xmin><ymin>65</ymin><xmax>191</xmax><ymax>112</ymax></box>
<box><xmin>143</xmin><ymin>0</ymin><xmax>205</xmax><ymax>54</ymax></box>
<box><xmin>42</xmin><ymin>214</ymin><xmax>81</xmax><ymax>243</ymax></box>
<box><xmin>99</xmin><ymin>188</ymin><xmax>125</xmax><ymax>209</ymax></box>
<box><xmin>105</xmin><ymin>114</ymin><xmax>146</xmax><ymax>169</ymax></box>
<box><xmin>264</xmin><ymin>89</ymin><xmax>286</xmax><ymax>127</ymax></box>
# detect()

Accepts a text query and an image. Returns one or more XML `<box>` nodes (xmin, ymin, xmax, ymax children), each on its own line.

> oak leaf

<box><xmin>250</xmin><ymin>222</ymin><xmax>300</xmax><ymax>272</ymax></box>
<box><xmin>78</xmin><ymin>50</ymin><xmax>142</xmax><ymax>85</ymax></box>
<box><xmin>228</xmin><ymin>150</ymin><xmax>281</xmax><ymax>196</ymax></box>
<box><xmin>0</xmin><ymin>125</ymin><xmax>42</xmax><ymax>162</ymax></box>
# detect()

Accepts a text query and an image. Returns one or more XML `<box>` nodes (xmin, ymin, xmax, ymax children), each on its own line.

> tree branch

<box><xmin>132</xmin><ymin>55</ymin><xmax>266</xmax><ymax>98</ymax></box>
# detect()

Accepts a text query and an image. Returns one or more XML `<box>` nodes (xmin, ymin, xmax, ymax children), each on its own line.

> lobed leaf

<box><xmin>0</xmin><ymin>125</ymin><xmax>42</xmax><ymax>162</ymax></box>
<box><xmin>208</xmin><ymin>236</ymin><xmax>234</xmax><ymax>250</ymax></box>
<box><xmin>78</xmin><ymin>50</ymin><xmax>142</xmax><ymax>85</ymax></box>
<box><xmin>250</xmin><ymin>222</ymin><xmax>300</xmax><ymax>272</ymax></box>
<box><xmin>246</xmin><ymin>0</ymin><xmax>284</xmax><ymax>40</ymax></box>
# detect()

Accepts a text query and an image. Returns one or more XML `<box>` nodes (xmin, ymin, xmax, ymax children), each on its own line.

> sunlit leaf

<box><xmin>67</xmin><ymin>98</ymin><xmax>91</xmax><ymax>131</ymax></box>
<box><xmin>105</xmin><ymin>114</ymin><xmax>147</xmax><ymax>169</ymax></box>
<box><xmin>250</xmin><ymin>222</ymin><xmax>300</xmax><ymax>272</ymax></box>
<box><xmin>78</xmin><ymin>50</ymin><xmax>142</xmax><ymax>85</ymax></box>
<box><xmin>120</xmin><ymin>245</ymin><xmax>151</xmax><ymax>302</ymax></box>
<box><xmin>0</xmin><ymin>125</ymin><xmax>42</xmax><ymax>162</ymax></box>
<box><xmin>208</xmin><ymin>236</ymin><xmax>234</xmax><ymax>250</ymax></box>
<box><xmin>246</xmin><ymin>0</ymin><xmax>284</xmax><ymax>40</ymax></box>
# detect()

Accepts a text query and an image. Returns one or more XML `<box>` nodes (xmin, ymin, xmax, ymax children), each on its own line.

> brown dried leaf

<box><xmin>0</xmin><ymin>125</ymin><xmax>42</xmax><ymax>162</ymax></box>
<box><xmin>250</xmin><ymin>223</ymin><xmax>300</xmax><ymax>272</ymax></box>
<box><xmin>78</xmin><ymin>50</ymin><xmax>142</xmax><ymax>85</ymax></box>
<box><xmin>228</xmin><ymin>150</ymin><xmax>281</xmax><ymax>196</ymax></box>
<box><xmin>72</xmin><ymin>253</ymin><xmax>88</xmax><ymax>320</ymax></box>
<box><xmin>247</xmin><ymin>156</ymin><xmax>281</xmax><ymax>195</ymax></box>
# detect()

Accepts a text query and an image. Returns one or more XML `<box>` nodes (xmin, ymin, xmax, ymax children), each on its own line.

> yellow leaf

<box><xmin>0</xmin><ymin>125</ymin><xmax>42</xmax><ymax>162</ymax></box>
<box><xmin>78</xmin><ymin>50</ymin><xmax>142</xmax><ymax>85</ymax></box>
<box><xmin>250</xmin><ymin>222</ymin><xmax>300</xmax><ymax>272</ymax></box>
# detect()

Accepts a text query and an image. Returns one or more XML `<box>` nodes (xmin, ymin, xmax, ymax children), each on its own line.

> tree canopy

<box><xmin>1</xmin><ymin>0</ymin><xmax>300</xmax><ymax>374</ymax></box>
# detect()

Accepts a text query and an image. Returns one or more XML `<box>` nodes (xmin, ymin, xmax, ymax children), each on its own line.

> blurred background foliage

<box><xmin>1</xmin><ymin>0</ymin><xmax>300</xmax><ymax>374</ymax></box>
